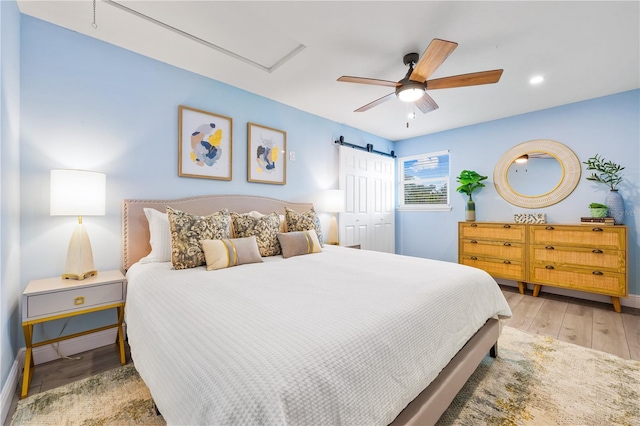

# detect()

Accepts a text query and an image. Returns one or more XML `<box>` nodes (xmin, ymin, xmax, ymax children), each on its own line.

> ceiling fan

<box><xmin>337</xmin><ymin>38</ymin><xmax>503</xmax><ymax>114</ymax></box>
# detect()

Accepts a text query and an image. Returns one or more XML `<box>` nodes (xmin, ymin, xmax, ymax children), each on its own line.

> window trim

<box><xmin>397</xmin><ymin>150</ymin><xmax>451</xmax><ymax>212</ymax></box>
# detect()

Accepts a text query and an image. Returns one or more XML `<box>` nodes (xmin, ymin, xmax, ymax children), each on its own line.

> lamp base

<box><xmin>326</xmin><ymin>215</ymin><xmax>340</xmax><ymax>246</ymax></box>
<box><xmin>63</xmin><ymin>221</ymin><xmax>97</xmax><ymax>281</ymax></box>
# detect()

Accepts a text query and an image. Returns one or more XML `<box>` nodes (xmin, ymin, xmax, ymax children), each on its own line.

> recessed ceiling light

<box><xmin>530</xmin><ymin>75</ymin><xmax>544</xmax><ymax>85</ymax></box>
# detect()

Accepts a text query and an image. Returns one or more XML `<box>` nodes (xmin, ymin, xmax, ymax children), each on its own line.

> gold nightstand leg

<box><xmin>116</xmin><ymin>305</ymin><xmax>126</xmax><ymax>365</ymax></box>
<box><xmin>21</xmin><ymin>324</ymin><xmax>34</xmax><ymax>399</ymax></box>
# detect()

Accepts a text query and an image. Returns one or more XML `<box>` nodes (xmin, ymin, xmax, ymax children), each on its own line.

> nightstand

<box><xmin>20</xmin><ymin>270</ymin><xmax>127</xmax><ymax>399</ymax></box>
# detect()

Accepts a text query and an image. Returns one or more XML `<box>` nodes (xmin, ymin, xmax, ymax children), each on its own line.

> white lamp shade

<box><xmin>324</xmin><ymin>189</ymin><xmax>345</xmax><ymax>213</ymax></box>
<box><xmin>50</xmin><ymin>170</ymin><xmax>106</xmax><ymax>216</ymax></box>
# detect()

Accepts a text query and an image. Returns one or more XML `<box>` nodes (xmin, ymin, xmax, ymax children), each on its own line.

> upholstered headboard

<box><xmin>122</xmin><ymin>194</ymin><xmax>314</xmax><ymax>270</ymax></box>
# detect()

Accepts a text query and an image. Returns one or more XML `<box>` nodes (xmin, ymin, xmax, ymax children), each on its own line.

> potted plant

<box><xmin>588</xmin><ymin>202</ymin><xmax>608</xmax><ymax>218</ymax></box>
<box><xmin>583</xmin><ymin>154</ymin><xmax>625</xmax><ymax>224</ymax></box>
<box><xmin>456</xmin><ymin>170</ymin><xmax>488</xmax><ymax>221</ymax></box>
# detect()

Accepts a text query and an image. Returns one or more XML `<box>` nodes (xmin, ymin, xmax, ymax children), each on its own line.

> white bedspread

<box><xmin>125</xmin><ymin>246</ymin><xmax>511</xmax><ymax>425</ymax></box>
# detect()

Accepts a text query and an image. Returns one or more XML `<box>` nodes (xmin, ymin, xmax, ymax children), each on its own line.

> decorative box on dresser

<box><xmin>528</xmin><ymin>224</ymin><xmax>627</xmax><ymax>313</ymax></box>
<box><xmin>458</xmin><ymin>222</ymin><xmax>628</xmax><ymax>313</ymax></box>
<box><xmin>458</xmin><ymin>222</ymin><xmax>528</xmax><ymax>294</ymax></box>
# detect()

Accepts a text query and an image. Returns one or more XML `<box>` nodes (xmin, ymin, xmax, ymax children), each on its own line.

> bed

<box><xmin>122</xmin><ymin>194</ymin><xmax>512</xmax><ymax>425</ymax></box>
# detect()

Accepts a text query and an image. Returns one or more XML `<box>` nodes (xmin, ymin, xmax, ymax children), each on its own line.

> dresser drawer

<box><xmin>529</xmin><ymin>225</ymin><xmax>626</xmax><ymax>249</ymax></box>
<box><xmin>460</xmin><ymin>239</ymin><xmax>525</xmax><ymax>261</ymax></box>
<box><xmin>459</xmin><ymin>255</ymin><xmax>525</xmax><ymax>281</ymax></box>
<box><xmin>26</xmin><ymin>281</ymin><xmax>124</xmax><ymax>319</ymax></box>
<box><xmin>530</xmin><ymin>245</ymin><xmax>625</xmax><ymax>272</ymax></box>
<box><xmin>459</xmin><ymin>222</ymin><xmax>526</xmax><ymax>242</ymax></box>
<box><xmin>529</xmin><ymin>265</ymin><xmax>626</xmax><ymax>297</ymax></box>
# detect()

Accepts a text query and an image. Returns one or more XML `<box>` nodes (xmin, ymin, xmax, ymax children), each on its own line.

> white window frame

<box><xmin>397</xmin><ymin>150</ymin><xmax>451</xmax><ymax>211</ymax></box>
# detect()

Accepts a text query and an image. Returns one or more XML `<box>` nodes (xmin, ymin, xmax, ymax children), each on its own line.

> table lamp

<box><xmin>324</xmin><ymin>189</ymin><xmax>345</xmax><ymax>245</ymax></box>
<box><xmin>50</xmin><ymin>170</ymin><xmax>106</xmax><ymax>280</ymax></box>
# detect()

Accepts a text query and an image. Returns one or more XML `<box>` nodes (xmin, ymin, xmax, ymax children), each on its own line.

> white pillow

<box><xmin>139</xmin><ymin>208</ymin><xmax>172</xmax><ymax>263</ymax></box>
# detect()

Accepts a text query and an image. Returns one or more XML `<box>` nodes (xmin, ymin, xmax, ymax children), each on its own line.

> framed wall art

<box><xmin>247</xmin><ymin>122</ymin><xmax>286</xmax><ymax>185</ymax></box>
<box><xmin>178</xmin><ymin>105</ymin><xmax>232</xmax><ymax>180</ymax></box>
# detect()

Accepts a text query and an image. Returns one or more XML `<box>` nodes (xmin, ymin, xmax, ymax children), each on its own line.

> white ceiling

<box><xmin>17</xmin><ymin>1</ymin><xmax>640</xmax><ymax>141</ymax></box>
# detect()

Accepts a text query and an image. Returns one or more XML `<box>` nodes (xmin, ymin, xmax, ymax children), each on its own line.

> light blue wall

<box><xmin>18</xmin><ymin>16</ymin><xmax>393</xmax><ymax>343</ymax></box>
<box><xmin>394</xmin><ymin>90</ymin><xmax>640</xmax><ymax>297</ymax></box>
<box><xmin>0</xmin><ymin>0</ymin><xmax>21</xmax><ymax>393</ymax></box>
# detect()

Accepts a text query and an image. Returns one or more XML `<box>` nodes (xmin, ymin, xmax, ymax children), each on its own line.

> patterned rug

<box><xmin>11</xmin><ymin>326</ymin><xmax>640</xmax><ymax>426</ymax></box>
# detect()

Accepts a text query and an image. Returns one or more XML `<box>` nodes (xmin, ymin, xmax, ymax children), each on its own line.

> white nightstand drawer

<box><xmin>27</xmin><ymin>281</ymin><xmax>124</xmax><ymax>319</ymax></box>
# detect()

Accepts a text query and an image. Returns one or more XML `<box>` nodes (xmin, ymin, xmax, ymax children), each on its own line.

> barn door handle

<box><xmin>503</xmin><ymin>242</ymin><xmax>511</xmax><ymax>246</ymax></box>
<box><xmin>592</xmin><ymin>271</ymin><xmax>603</xmax><ymax>275</ymax></box>
<box><xmin>592</xmin><ymin>249</ymin><xmax>603</xmax><ymax>254</ymax></box>
<box><xmin>545</xmin><ymin>246</ymin><xmax>554</xmax><ymax>250</ymax></box>
<box><xmin>545</xmin><ymin>226</ymin><xmax>554</xmax><ymax>230</ymax></box>
<box><xmin>545</xmin><ymin>265</ymin><xmax>554</xmax><ymax>270</ymax></box>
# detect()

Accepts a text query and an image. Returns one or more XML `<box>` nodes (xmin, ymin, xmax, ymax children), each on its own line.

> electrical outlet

<box><xmin>289</xmin><ymin>151</ymin><xmax>296</xmax><ymax>161</ymax></box>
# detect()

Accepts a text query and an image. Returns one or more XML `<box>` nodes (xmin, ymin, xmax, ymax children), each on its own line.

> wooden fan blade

<box><xmin>426</xmin><ymin>69</ymin><xmax>504</xmax><ymax>90</ymax></box>
<box><xmin>414</xmin><ymin>92</ymin><xmax>439</xmax><ymax>114</ymax></box>
<box><xmin>355</xmin><ymin>93</ymin><xmax>396</xmax><ymax>112</ymax></box>
<box><xmin>337</xmin><ymin>76</ymin><xmax>399</xmax><ymax>87</ymax></box>
<box><xmin>410</xmin><ymin>39</ymin><xmax>458</xmax><ymax>83</ymax></box>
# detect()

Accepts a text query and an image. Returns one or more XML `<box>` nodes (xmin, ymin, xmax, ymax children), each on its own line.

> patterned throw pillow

<box><xmin>166</xmin><ymin>206</ymin><xmax>232</xmax><ymax>270</ymax></box>
<box><xmin>231</xmin><ymin>212</ymin><xmax>281</xmax><ymax>257</ymax></box>
<box><xmin>285</xmin><ymin>207</ymin><xmax>324</xmax><ymax>246</ymax></box>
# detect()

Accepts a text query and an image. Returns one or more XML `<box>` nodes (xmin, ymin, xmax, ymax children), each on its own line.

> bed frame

<box><xmin>122</xmin><ymin>194</ymin><xmax>500</xmax><ymax>426</ymax></box>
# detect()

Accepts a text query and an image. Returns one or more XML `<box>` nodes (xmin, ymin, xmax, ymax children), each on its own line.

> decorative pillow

<box><xmin>166</xmin><ymin>206</ymin><xmax>232</xmax><ymax>270</ymax></box>
<box><xmin>201</xmin><ymin>236</ymin><xmax>263</xmax><ymax>271</ymax></box>
<box><xmin>277</xmin><ymin>230</ymin><xmax>322</xmax><ymax>259</ymax></box>
<box><xmin>248</xmin><ymin>211</ymin><xmax>287</xmax><ymax>233</ymax></box>
<box><xmin>285</xmin><ymin>207</ymin><xmax>324</xmax><ymax>246</ymax></box>
<box><xmin>231</xmin><ymin>212</ymin><xmax>281</xmax><ymax>257</ymax></box>
<box><xmin>139</xmin><ymin>208</ymin><xmax>172</xmax><ymax>263</ymax></box>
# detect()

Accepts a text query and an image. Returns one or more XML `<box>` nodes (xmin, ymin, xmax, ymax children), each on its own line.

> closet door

<box><xmin>339</xmin><ymin>146</ymin><xmax>395</xmax><ymax>253</ymax></box>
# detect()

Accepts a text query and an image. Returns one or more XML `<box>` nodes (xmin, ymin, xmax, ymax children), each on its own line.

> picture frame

<box><xmin>247</xmin><ymin>122</ymin><xmax>287</xmax><ymax>185</ymax></box>
<box><xmin>178</xmin><ymin>105</ymin><xmax>232</xmax><ymax>181</ymax></box>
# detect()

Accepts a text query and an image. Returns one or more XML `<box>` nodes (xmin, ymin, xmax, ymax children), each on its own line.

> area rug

<box><xmin>11</xmin><ymin>326</ymin><xmax>640</xmax><ymax>426</ymax></box>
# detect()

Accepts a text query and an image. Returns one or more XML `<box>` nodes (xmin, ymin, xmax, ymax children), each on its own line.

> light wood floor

<box><xmin>5</xmin><ymin>287</ymin><xmax>639</xmax><ymax>425</ymax></box>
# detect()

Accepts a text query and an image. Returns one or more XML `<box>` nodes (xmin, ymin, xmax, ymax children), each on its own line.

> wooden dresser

<box><xmin>458</xmin><ymin>222</ymin><xmax>628</xmax><ymax>312</ymax></box>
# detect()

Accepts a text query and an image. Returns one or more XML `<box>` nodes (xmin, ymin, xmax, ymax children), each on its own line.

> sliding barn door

<box><xmin>339</xmin><ymin>146</ymin><xmax>395</xmax><ymax>253</ymax></box>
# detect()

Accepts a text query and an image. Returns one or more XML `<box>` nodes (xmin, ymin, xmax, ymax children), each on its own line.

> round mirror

<box><xmin>494</xmin><ymin>140</ymin><xmax>580</xmax><ymax>208</ymax></box>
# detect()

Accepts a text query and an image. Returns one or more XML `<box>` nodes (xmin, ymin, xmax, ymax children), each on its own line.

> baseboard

<box><xmin>1</xmin><ymin>348</ymin><xmax>24</xmax><ymax>425</ymax></box>
<box><xmin>33</xmin><ymin>327</ymin><xmax>121</xmax><ymax>365</ymax></box>
<box><xmin>498</xmin><ymin>280</ymin><xmax>640</xmax><ymax>309</ymax></box>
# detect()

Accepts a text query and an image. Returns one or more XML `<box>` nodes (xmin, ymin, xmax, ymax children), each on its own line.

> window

<box><xmin>398</xmin><ymin>150</ymin><xmax>451</xmax><ymax>210</ymax></box>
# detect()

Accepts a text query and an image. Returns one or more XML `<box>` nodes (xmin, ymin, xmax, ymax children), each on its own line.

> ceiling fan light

<box><xmin>396</xmin><ymin>81</ymin><xmax>425</xmax><ymax>102</ymax></box>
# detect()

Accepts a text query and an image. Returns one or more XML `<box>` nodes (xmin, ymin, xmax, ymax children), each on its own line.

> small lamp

<box><xmin>324</xmin><ymin>189</ymin><xmax>345</xmax><ymax>245</ymax></box>
<box><xmin>50</xmin><ymin>170</ymin><xmax>106</xmax><ymax>280</ymax></box>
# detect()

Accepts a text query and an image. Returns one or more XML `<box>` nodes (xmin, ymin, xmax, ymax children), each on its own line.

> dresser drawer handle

<box><xmin>545</xmin><ymin>245</ymin><xmax>555</xmax><ymax>250</ymax></box>
<box><xmin>503</xmin><ymin>224</ymin><xmax>511</xmax><ymax>228</ymax></box>
<box><xmin>470</xmin><ymin>240</ymin><xmax>477</xmax><ymax>244</ymax></box>
<box><xmin>74</xmin><ymin>296</ymin><xmax>85</xmax><ymax>306</ymax></box>
<box><xmin>470</xmin><ymin>256</ymin><xmax>478</xmax><ymax>260</ymax></box>
<box><xmin>503</xmin><ymin>242</ymin><xmax>511</xmax><ymax>246</ymax></box>
<box><xmin>592</xmin><ymin>227</ymin><xmax>603</xmax><ymax>232</ymax></box>
<box><xmin>545</xmin><ymin>226</ymin><xmax>554</xmax><ymax>230</ymax></box>
<box><xmin>592</xmin><ymin>271</ymin><xmax>603</xmax><ymax>276</ymax></box>
<box><xmin>470</xmin><ymin>223</ymin><xmax>477</xmax><ymax>227</ymax></box>
<box><xmin>592</xmin><ymin>249</ymin><xmax>603</xmax><ymax>254</ymax></box>
<box><xmin>503</xmin><ymin>260</ymin><xmax>511</xmax><ymax>264</ymax></box>
<box><xmin>545</xmin><ymin>265</ymin><xmax>554</xmax><ymax>270</ymax></box>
